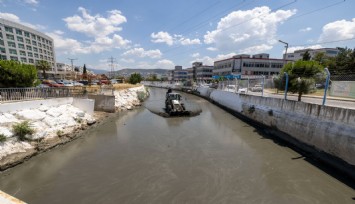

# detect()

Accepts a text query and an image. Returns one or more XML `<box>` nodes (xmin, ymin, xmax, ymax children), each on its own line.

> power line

<box><xmin>286</xmin><ymin>0</ymin><xmax>346</xmax><ymax>21</ymax></box>
<box><xmin>290</xmin><ymin>37</ymin><xmax>355</xmax><ymax>47</ymax></box>
<box><xmin>67</xmin><ymin>58</ymin><xmax>77</xmax><ymax>71</ymax></box>
<box><xmin>107</xmin><ymin>56</ymin><xmax>117</xmax><ymax>79</ymax></box>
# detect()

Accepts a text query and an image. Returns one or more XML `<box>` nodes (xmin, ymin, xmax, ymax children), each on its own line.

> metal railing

<box><xmin>0</xmin><ymin>86</ymin><xmax>116</xmax><ymax>103</ymax></box>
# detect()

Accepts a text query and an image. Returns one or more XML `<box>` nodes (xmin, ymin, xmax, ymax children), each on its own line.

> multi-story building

<box><xmin>172</xmin><ymin>66</ymin><xmax>188</xmax><ymax>82</ymax></box>
<box><xmin>213</xmin><ymin>53</ymin><xmax>285</xmax><ymax>78</ymax></box>
<box><xmin>193</xmin><ymin>62</ymin><xmax>213</xmax><ymax>82</ymax></box>
<box><xmin>0</xmin><ymin>18</ymin><xmax>56</xmax><ymax>70</ymax></box>
<box><xmin>285</xmin><ymin>48</ymin><xmax>340</xmax><ymax>61</ymax></box>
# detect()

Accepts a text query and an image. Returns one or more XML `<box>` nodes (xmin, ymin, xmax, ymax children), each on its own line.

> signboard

<box><xmin>330</xmin><ymin>81</ymin><xmax>355</xmax><ymax>98</ymax></box>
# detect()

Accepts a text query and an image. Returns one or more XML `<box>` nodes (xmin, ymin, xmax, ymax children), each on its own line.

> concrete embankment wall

<box><xmin>195</xmin><ymin>87</ymin><xmax>355</xmax><ymax>177</ymax></box>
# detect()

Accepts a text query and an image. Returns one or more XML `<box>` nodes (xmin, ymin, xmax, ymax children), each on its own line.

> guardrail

<box><xmin>0</xmin><ymin>86</ymin><xmax>117</xmax><ymax>103</ymax></box>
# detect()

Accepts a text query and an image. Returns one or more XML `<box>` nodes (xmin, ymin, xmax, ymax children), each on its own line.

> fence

<box><xmin>0</xmin><ymin>86</ymin><xmax>115</xmax><ymax>103</ymax></box>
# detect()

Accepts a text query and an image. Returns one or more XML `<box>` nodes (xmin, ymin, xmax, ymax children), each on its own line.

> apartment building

<box><xmin>285</xmin><ymin>48</ymin><xmax>340</xmax><ymax>61</ymax></box>
<box><xmin>213</xmin><ymin>53</ymin><xmax>285</xmax><ymax>78</ymax></box>
<box><xmin>0</xmin><ymin>18</ymin><xmax>56</xmax><ymax>70</ymax></box>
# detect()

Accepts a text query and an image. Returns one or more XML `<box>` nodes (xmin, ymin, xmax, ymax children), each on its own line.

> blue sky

<box><xmin>0</xmin><ymin>0</ymin><xmax>354</xmax><ymax>70</ymax></box>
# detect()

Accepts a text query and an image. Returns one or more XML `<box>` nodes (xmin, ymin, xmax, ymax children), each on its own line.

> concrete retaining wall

<box><xmin>88</xmin><ymin>94</ymin><xmax>115</xmax><ymax>113</ymax></box>
<box><xmin>0</xmin><ymin>98</ymin><xmax>73</xmax><ymax>113</ymax></box>
<box><xmin>197</xmin><ymin>87</ymin><xmax>355</xmax><ymax>172</ymax></box>
<box><xmin>72</xmin><ymin>98</ymin><xmax>95</xmax><ymax>115</ymax></box>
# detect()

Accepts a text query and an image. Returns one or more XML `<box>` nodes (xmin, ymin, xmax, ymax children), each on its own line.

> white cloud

<box><xmin>122</xmin><ymin>48</ymin><xmax>162</xmax><ymax>59</ymax></box>
<box><xmin>204</xmin><ymin>6</ymin><xmax>296</xmax><ymax>54</ymax></box>
<box><xmin>151</xmin><ymin>31</ymin><xmax>202</xmax><ymax>46</ymax></box>
<box><xmin>63</xmin><ymin>7</ymin><xmax>127</xmax><ymax>38</ymax></box>
<box><xmin>180</xmin><ymin>38</ymin><xmax>201</xmax><ymax>45</ymax></box>
<box><xmin>121</xmin><ymin>58</ymin><xmax>135</xmax><ymax>63</ymax></box>
<box><xmin>191</xmin><ymin>53</ymin><xmax>200</xmax><ymax>58</ymax></box>
<box><xmin>24</xmin><ymin>0</ymin><xmax>38</xmax><ymax>5</ymax></box>
<box><xmin>151</xmin><ymin>31</ymin><xmax>174</xmax><ymax>46</ymax></box>
<box><xmin>319</xmin><ymin>18</ymin><xmax>355</xmax><ymax>42</ymax></box>
<box><xmin>0</xmin><ymin>12</ymin><xmax>45</xmax><ymax>30</ymax></box>
<box><xmin>46</xmin><ymin>32</ymin><xmax>87</xmax><ymax>54</ymax></box>
<box><xmin>135</xmin><ymin>59</ymin><xmax>175</xmax><ymax>69</ymax></box>
<box><xmin>299</xmin><ymin>27</ymin><xmax>312</xmax><ymax>32</ymax></box>
<box><xmin>207</xmin><ymin>47</ymin><xmax>217</xmax><ymax>51</ymax></box>
<box><xmin>191</xmin><ymin>53</ymin><xmax>237</xmax><ymax>66</ymax></box>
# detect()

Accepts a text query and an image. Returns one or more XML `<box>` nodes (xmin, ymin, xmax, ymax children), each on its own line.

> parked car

<box><xmin>73</xmin><ymin>81</ymin><xmax>84</xmax><ymax>86</ymax></box>
<box><xmin>250</xmin><ymin>84</ymin><xmax>263</xmax><ymax>92</ymax></box>
<box><xmin>238</xmin><ymin>88</ymin><xmax>247</xmax><ymax>93</ymax></box>
<box><xmin>78</xmin><ymin>80</ymin><xmax>89</xmax><ymax>85</ymax></box>
<box><xmin>100</xmin><ymin>80</ymin><xmax>110</xmax><ymax>85</ymax></box>
<box><xmin>42</xmin><ymin>80</ymin><xmax>64</xmax><ymax>87</ymax></box>
<box><xmin>110</xmin><ymin>79</ymin><xmax>118</xmax><ymax>84</ymax></box>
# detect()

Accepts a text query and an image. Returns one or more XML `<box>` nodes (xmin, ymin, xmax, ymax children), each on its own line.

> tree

<box><xmin>332</xmin><ymin>47</ymin><xmax>355</xmax><ymax>75</ymax></box>
<box><xmin>302</xmin><ymin>51</ymin><xmax>311</xmax><ymax>61</ymax></box>
<box><xmin>83</xmin><ymin>64</ymin><xmax>87</xmax><ymax>80</ymax></box>
<box><xmin>281</xmin><ymin>60</ymin><xmax>324</xmax><ymax>101</ymax></box>
<box><xmin>128</xmin><ymin>73</ymin><xmax>142</xmax><ymax>84</ymax></box>
<box><xmin>35</xmin><ymin>60</ymin><xmax>50</xmax><ymax>79</ymax></box>
<box><xmin>0</xmin><ymin>60</ymin><xmax>39</xmax><ymax>87</ymax></box>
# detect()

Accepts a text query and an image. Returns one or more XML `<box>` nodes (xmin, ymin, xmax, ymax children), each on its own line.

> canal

<box><xmin>0</xmin><ymin>88</ymin><xmax>354</xmax><ymax>203</ymax></box>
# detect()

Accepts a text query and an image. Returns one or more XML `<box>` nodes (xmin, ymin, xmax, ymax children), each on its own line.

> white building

<box><xmin>213</xmin><ymin>54</ymin><xmax>286</xmax><ymax>78</ymax></box>
<box><xmin>285</xmin><ymin>48</ymin><xmax>340</xmax><ymax>61</ymax></box>
<box><xmin>0</xmin><ymin>18</ymin><xmax>56</xmax><ymax>70</ymax></box>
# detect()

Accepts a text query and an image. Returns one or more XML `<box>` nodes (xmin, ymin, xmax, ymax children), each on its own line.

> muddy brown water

<box><xmin>0</xmin><ymin>88</ymin><xmax>354</xmax><ymax>204</ymax></box>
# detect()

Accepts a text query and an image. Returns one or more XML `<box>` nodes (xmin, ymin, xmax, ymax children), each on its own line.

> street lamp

<box><xmin>279</xmin><ymin>40</ymin><xmax>288</xmax><ymax>65</ymax></box>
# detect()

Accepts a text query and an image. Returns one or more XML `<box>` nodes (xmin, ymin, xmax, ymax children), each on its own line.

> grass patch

<box><xmin>12</xmin><ymin>121</ymin><xmax>34</xmax><ymax>141</ymax></box>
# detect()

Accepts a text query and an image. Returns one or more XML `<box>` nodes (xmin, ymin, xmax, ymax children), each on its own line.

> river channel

<box><xmin>0</xmin><ymin>88</ymin><xmax>354</xmax><ymax>203</ymax></box>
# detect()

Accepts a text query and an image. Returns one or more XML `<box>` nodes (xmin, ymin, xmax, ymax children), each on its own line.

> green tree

<box><xmin>281</xmin><ymin>60</ymin><xmax>324</xmax><ymax>101</ymax></box>
<box><xmin>128</xmin><ymin>73</ymin><xmax>142</xmax><ymax>84</ymax></box>
<box><xmin>302</xmin><ymin>51</ymin><xmax>311</xmax><ymax>61</ymax></box>
<box><xmin>83</xmin><ymin>64</ymin><xmax>87</xmax><ymax>79</ymax></box>
<box><xmin>332</xmin><ymin>47</ymin><xmax>355</xmax><ymax>74</ymax></box>
<box><xmin>0</xmin><ymin>60</ymin><xmax>39</xmax><ymax>87</ymax></box>
<box><xmin>35</xmin><ymin>60</ymin><xmax>51</xmax><ymax>79</ymax></box>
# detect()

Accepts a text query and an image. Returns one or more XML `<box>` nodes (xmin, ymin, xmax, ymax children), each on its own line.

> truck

<box><xmin>165</xmin><ymin>92</ymin><xmax>190</xmax><ymax>116</ymax></box>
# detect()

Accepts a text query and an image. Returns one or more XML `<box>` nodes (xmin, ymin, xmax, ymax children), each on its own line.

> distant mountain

<box><xmin>88</xmin><ymin>68</ymin><xmax>109</xmax><ymax>75</ymax></box>
<box><xmin>114</xmin><ymin>68</ymin><xmax>169</xmax><ymax>77</ymax></box>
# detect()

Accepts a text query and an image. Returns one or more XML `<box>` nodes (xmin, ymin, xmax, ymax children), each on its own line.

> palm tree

<box><xmin>36</xmin><ymin>60</ymin><xmax>50</xmax><ymax>79</ymax></box>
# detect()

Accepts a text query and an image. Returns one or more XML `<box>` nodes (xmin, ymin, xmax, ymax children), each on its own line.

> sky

<box><xmin>0</xmin><ymin>0</ymin><xmax>355</xmax><ymax>71</ymax></box>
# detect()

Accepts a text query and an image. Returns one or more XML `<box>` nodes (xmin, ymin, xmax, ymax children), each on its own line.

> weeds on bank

<box><xmin>0</xmin><ymin>134</ymin><xmax>7</xmax><ymax>143</ymax></box>
<box><xmin>56</xmin><ymin>130</ymin><xmax>64</xmax><ymax>137</ymax></box>
<box><xmin>12</xmin><ymin>121</ymin><xmax>34</xmax><ymax>141</ymax></box>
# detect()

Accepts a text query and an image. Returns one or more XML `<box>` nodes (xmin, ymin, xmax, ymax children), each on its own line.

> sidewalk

<box><xmin>264</xmin><ymin>90</ymin><xmax>355</xmax><ymax>102</ymax></box>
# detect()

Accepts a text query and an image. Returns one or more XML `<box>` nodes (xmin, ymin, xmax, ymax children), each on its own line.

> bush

<box><xmin>137</xmin><ymin>91</ymin><xmax>146</xmax><ymax>102</ymax></box>
<box><xmin>0</xmin><ymin>134</ymin><xmax>6</xmax><ymax>143</ymax></box>
<box><xmin>0</xmin><ymin>60</ymin><xmax>39</xmax><ymax>87</ymax></box>
<box><xmin>12</xmin><ymin>121</ymin><xmax>34</xmax><ymax>141</ymax></box>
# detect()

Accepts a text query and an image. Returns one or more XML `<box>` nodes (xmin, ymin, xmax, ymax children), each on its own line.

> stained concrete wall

<box><xmin>72</xmin><ymin>98</ymin><xmax>95</xmax><ymax>115</ymax></box>
<box><xmin>88</xmin><ymin>94</ymin><xmax>115</xmax><ymax>113</ymax></box>
<box><xmin>197</xmin><ymin>87</ymin><xmax>355</xmax><ymax>168</ymax></box>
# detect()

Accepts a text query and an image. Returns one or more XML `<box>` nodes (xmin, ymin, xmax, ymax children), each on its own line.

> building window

<box><xmin>6</xmin><ymin>34</ymin><xmax>15</xmax><ymax>40</ymax></box>
<box><xmin>9</xmin><ymin>50</ymin><xmax>17</xmax><ymax>58</ymax></box>
<box><xmin>17</xmin><ymin>36</ymin><xmax>24</xmax><ymax>42</ymax></box>
<box><xmin>26</xmin><ymin>45</ymin><xmax>32</xmax><ymax>51</ymax></box>
<box><xmin>24</xmin><ymin>32</ymin><xmax>30</xmax><ymax>37</ymax></box>
<box><xmin>0</xmin><ymin>33</ymin><xmax>2</xmax><ymax>38</ymax></box>
<box><xmin>10</xmin><ymin>56</ymin><xmax>18</xmax><ymax>61</ymax></box>
<box><xmin>28</xmin><ymin>58</ymin><xmax>34</xmax><ymax>63</ymax></box>
<box><xmin>34</xmin><ymin>53</ymin><xmax>39</xmax><ymax>58</ymax></box>
<box><xmin>5</xmin><ymin>26</ymin><xmax>13</xmax><ymax>33</ymax></box>
<box><xmin>20</xmin><ymin>50</ymin><xmax>26</xmax><ymax>56</ymax></box>
<box><xmin>39</xmin><ymin>49</ymin><xmax>42</xmax><ymax>53</ymax></box>
<box><xmin>16</xmin><ymin>29</ymin><xmax>23</xmax><ymax>35</ymax></box>
<box><xmin>31</xmin><ymin>34</ymin><xmax>36</xmax><ymax>39</ymax></box>
<box><xmin>32</xmin><ymin>41</ymin><xmax>37</xmax><ymax>46</ymax></box>
<box><xmin>21</xmin><ymin>57</ymin><xmax>27</xmax><ymax>63</ymax></box>
<box><xmin>8</xmin><ymin>41</ymin><xmax>16</xmax><ymax>48</ymax></box>
<box><xmin>0</xmin><ymin>54</ymin><xmax>7</xmax><ymax>60</ymax></box>
<box><xmin>33</xmin><ymin>47</ymin><xmax>38</xmax><ymax>52</ymax></box>
<box><xmin>28</xmin><ymin>52</ymin><xmax>33</xmax><ymax>57</ymax></box>
<box><xmin>18</xmin><ymin>43</ymin><xmax>25</xmax><ymax>49</ymax></box>
<box><xmin>38</xmin><ymin>43</ymin><xmax>42</xmax><ymax>47</ymax></box>
<box><xmin>0</xmin><ymin>39</ymin><xmax>3</xmax><ymax>46</ymax></box>
<box><xmin>0</xmin><ymin>47</ymin><xmax>5</xmax><ymax>54</ymax></box>
<box><xmin>25</xmin><ymin>39</ymin><xmax>31</xmax><ymax>44</ymax></box>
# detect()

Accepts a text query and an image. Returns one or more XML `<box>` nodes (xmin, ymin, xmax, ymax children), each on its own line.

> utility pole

<box><xmin>278</xmin><ymin>40</ymin><xmax>288</xmax><ymax>65</ymax></box>
<box><xmin>68</xmin><ymin>58</ymin><xmax>77</xmax><ymax>80</ymax></box>
<box><xmin>107</xmin><ymin>56</ymin><xmax>117</xmax><ymax>79</ymax></box>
